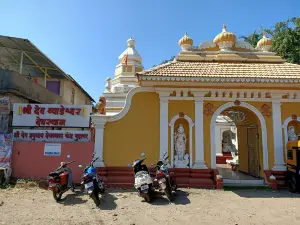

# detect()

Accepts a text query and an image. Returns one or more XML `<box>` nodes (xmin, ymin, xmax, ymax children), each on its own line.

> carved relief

<box><xmin>292</xmin><ymin>114</ymin><xmax>297</xmax><ymax>120</ymax></box>
<box><xmin>234</xmin><ymin>100</ymin><xmax>241</xmax><ymax>106</ymax></box>
<box><xmin>204</xmin><ymin>103</ymin><xmax>214</xmax><ymax>116</ymax></box>
<box><xmin>261</xmin><ymin>104</ymin><xmax>271</xmax><ymax>117</ymax></box>
<box><xmin>179</xmin><ymin>112</ymin><xmax>185</xmax><ymax>117</ymax></box>
<box><xmin>97</xmin><ymin>96</ymin><xmax>106</xmax><ymax>115</ymax></box>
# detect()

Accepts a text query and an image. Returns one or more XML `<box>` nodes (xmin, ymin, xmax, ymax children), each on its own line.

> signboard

<box><xmin>44</xmin><ymin>143</ymin><xmax>61</xmax><ymax>156</ymax></box>
<box><xmin>0</xmin><ymin>97</ymin><xmax>10</xmax><ymax>114</ymax></box>
<box><xmin>0</xmin><ymin>133</ymin><xmax>13</xmax><ymax>168</ymax></box>
<box><xmin>12</xmin><ymin>104</ymin><xmax>92</xmax><ymax>127</ymax></box>
<box><xmin>13</xmin><ymin>129</ymin><xmax>91</xmax><ymax>143</ymax></box>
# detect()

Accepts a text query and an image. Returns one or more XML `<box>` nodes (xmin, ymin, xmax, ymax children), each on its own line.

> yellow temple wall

<box><xmin>103</xmin><ymin>92</ymin><xmax>160</xmax><ymax>166</ymax></box>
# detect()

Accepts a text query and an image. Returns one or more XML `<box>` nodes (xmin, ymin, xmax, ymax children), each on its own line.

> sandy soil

<box><xmin>1</xmin><ymin>186</ymin><xmax>300</xmax><ymax>225</ymax></box>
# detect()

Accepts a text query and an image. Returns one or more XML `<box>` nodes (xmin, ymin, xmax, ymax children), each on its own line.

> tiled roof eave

<box><xmin>140</xmin><ymin>75</ymin><xmax>300</xmax><ymax>83</ymax></box>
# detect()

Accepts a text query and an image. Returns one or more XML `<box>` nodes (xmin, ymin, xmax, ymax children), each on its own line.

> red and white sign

<box><xmin>12</xmin><ymin>104</ymin><xmax>92</xmax><ymax>127</ymax></box>
<box><xmin>13</xmin><ymin>129</ymin><xmax>91</xmax><ymax>143</ymax></box>
<box><xmin>0</xmin><ymin>97</ymin><xmax>10</xmax><ymax>114</ymax></box>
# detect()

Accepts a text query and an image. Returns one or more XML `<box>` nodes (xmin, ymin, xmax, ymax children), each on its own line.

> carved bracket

<box><xmin>204</xmin><ymin>103</ymin><xmax>214</xmax><ymax>116</ymax></box>
<box><xmin>292</xmin><ymin>114</ymin><xmax>297</xmax><ymax>120</ymax></box>
<box><xmin>179</xmin><ymin>112</ymin><xmax>185</xmax><ymax>117</ymax></box>
<box><xmin>261</xmin><ymin>104</ymin><xmax>271</xmax><ymax>117</ymax></box>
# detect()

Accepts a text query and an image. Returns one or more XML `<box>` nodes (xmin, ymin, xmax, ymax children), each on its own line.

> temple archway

<box><xmin>210</xmin><ymin>102</ymin><xmax>268</xmax><ymax>178</ymax></box>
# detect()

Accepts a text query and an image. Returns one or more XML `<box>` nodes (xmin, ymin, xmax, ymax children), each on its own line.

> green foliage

<box><xmin>240</xmin><ymin>30</ymin><xmax>263</xmax><ymax>48</ymax></box>
<box><xmin>241</xmin><ymin>17</ymin><xmax>300</xmax><ymax>64</ymax></box>
<box><xmin>266</xmin><ymin>17</ymin><xmax>300</xmax><ymax>64</ymax></box>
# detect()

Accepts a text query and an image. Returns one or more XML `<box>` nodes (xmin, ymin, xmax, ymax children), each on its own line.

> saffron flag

<box><xmin>122</xmin><ymin>53</ymin><xmax>128</xmax><ymax>67</ymax></box>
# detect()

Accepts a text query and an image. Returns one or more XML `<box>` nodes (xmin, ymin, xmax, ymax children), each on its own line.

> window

<box><xmin>71</xmin><ymin>88</ymin><xmax>75</xmax><ymax>104</ymax></box>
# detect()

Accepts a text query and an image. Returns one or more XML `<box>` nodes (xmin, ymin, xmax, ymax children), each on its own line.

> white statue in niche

<box><xmin>174</xmin><ymin>124</ymin><xmax>189</xmax><ymax>168</ymax></box>
<box><xmin>222</xmin><ymin>130</ymin><xmax>238</xmax><ymax>154</ymax></box>
<box><xmin>288</xmin><ymin>126</ymin><xmax>298</xmax><ymax>141</ymax></box>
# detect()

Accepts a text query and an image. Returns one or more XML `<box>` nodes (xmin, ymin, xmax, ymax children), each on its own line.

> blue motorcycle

<box><xmin>79</xmin><ymin>156</ymin><xmax>105</xmax><ymax>206</ymax></box>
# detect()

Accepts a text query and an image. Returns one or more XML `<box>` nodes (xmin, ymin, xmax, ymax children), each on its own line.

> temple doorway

<box><xmin>214</xmin><ymin>105</ymin><xmax>264</xmax><ymax>185</ymax></box>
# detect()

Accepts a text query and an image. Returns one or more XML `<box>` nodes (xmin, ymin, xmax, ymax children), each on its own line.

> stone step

<box><xmin>223</xmin><ymin>179</ymin><xmax>266</xmax><ymax>187</ymax></box>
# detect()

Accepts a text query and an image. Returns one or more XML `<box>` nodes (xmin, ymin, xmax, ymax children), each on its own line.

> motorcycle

<box><xmin>153</xmin><ymin>153</ymin><xmax>177</xmax><ymax>201</ymax></box>
<box><xmin>78</xmin><ymin>156</ymin><xmax>105</xmax><ymax>206</ymax></box>
<box><xmin>48</xmin><ymin>160</ymin><xmax>75</xmax><ymax>202</ymax></box>
<box><xmin>133</xmin><ymin>157</ymin><xmax>153</xmax><ymax>203</ymax></box>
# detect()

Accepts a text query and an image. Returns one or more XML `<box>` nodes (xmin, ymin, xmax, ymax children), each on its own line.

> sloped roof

<box><xmin>138</xmin><ymin>61</ymin><xmax>300</xmax><ymax>79</ymax></box>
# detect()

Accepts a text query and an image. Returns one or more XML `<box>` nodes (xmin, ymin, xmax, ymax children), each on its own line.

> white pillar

<box><xmin>159</xmin><ymin>96</ymin><xmax>169</xmax><ymax>161</ymax></box>
<box><xmin>193</xmin><ymin>99</ymin><xmax>208</xmax><ymax>169</ymax></box>
<box><xmin>93</xmin><ymin>121</ymin><xmax>105</xmax><ymax>167</ymax></box>
<box><xmin>272</xmin><ymin>99</ymin><xmax>286</xmax><ymax>171</ymax></box>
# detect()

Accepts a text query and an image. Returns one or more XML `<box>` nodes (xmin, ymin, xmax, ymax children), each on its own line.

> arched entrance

<box><xmin>210</xmin><ymin>102</ymin><xmax>268</xmax><ymax>181</ymax></box>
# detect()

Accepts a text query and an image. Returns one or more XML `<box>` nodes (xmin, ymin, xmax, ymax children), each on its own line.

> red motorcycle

<box><xmin>48</xmin><ymin>161</ymin><xmax>75</xmax><ymax>202</ymax></box>
<box><xmin>153</xmin><ymin>153</ymin><xmax>177</xmax><ymax>201</ymax></box>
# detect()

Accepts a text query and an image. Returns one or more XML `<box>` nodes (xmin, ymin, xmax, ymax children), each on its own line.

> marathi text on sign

<box><xmin>12</xmin><ymin>104</ymin><xmax>92</xmax><ymax>128</ymax></box>
<box><xmin>13</xmin><ymin>129</ymin><xmax>91</xmax><ymax>143</ymax></box>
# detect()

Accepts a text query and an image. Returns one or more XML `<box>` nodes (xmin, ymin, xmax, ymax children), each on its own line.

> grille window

<box><xmin>287</xmin><ymin>150</ymin><xmax>293</xmax><ymax>160</ymax></box>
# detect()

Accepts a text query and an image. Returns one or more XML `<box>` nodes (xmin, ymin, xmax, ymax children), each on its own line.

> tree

<box><xmin>241</xmin><ymin>17</ymin><xmax>300</xmax><ymax>64</ymax></box>
<box><xmin>153</xmin><ymin>56</ymin><xmax>175</xmax><ymax>67</ymax></box>
<box><xmin>266</xmin><ymin>17</ymin><xmax>300</xmax><ymax>64</ymax></box>
<box><xmin>240</xmin><ymin>30</ymin><xmax>263</xmax><ymax>48</ymax></box>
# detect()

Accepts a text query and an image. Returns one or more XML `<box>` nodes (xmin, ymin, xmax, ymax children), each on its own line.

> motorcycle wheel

<box><xmin>90</xmin><ymin>191</ymin><xmax>100</xmax><ymax>206</ymax></box>
<box><xmin>288</xmin><ymin>179</ymin><xmax>297</xmax><ymax>193</ymax></box>
<box><xmin>165</xmin><ymin>188</ymin><xmax>173</xmax><ymax>201</ymax></box>
<box><xmin>52</xmin><ymin>189</ymin><xmax>62</xmax><ymax>202</ymax></box>
<box><xmin>144</xmin><ymin>193</ymin><xmax>151</xmax><ymax>203</ymax></box>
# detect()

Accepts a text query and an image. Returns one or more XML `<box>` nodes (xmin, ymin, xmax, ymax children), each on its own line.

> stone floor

<box><xmin>217</xmin><ymin>164</ymin><xmax>261</xmax><ymax>180</ymax></box>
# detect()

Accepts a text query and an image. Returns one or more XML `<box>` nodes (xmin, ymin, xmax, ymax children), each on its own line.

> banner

<box><xmin>0</xmin><ymin>97</ymin><xmax>10</xmax><ymax>114</ymax></box>
<box><xmin>13</xmin><ymin>129</ymin><xmax>91</xmax><ymax>143</ymax></box>
<box><xmin>12</xmin><ymin>104</ymin><xmax>92</xmax><ymax>128</ymax></box>
<box><xmin>0</xmin><ymin>133</ymin><xmax>13</xmax><ymax>168</ymax></box>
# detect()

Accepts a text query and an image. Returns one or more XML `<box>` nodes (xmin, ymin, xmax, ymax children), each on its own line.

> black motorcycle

<box><xmin>133</xmin><ymin>157</ymin><xmax>153</xmax><ymax>203</ymax></box>
<box><xmin>78</xmin><ymin>156</ymin><xmax>105</xmax><ymax>206</ymax></box>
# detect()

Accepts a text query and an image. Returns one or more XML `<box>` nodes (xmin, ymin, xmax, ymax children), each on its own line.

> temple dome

<box><xmin>257</xmin><ymin>35</ymin><xmax>272</xmax><ymax>52</ymax></box>
<box><xmin>118</xmin><ymin>37</ymin><xmax>142</xmax><ymax>63</ymax></box>
<box><xmin>213</xmin><ymin>25</ymin><xmax>236</xmax><ymax>51</ymax></box>
<box><xmin>178</xmin><ymin>32</ymin><xmax>193</xmax><ymax>51</ymax></box>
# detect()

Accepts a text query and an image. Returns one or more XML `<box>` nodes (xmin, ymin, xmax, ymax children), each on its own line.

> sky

<box><xmin>1</xmin><ymin>0</ymin><xmax>299</xmax><ymax>101</ymax></box>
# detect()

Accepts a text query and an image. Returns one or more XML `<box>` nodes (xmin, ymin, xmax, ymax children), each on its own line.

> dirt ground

<box><xmin>1</xmin><ymin>185</ymin><xmax>300</xmax><ymax>225</ymax></box>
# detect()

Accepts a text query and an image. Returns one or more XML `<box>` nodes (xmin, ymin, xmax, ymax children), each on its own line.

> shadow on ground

<box><xmin>99</xmin><ymin>193</ymin><xmax>118</xmax><ymax>210</ymax></box>
<box><xmin>225</xmin><ymin>187</ymin><xmax>300</xmax><ymax>198</ymax></box>
<box><xmin>151</xmin><ymin>189</ymin><xmax>190</xmax><ymax>205</ymax></box>
<box><xmin>59</xmin><ymin>192</ymin><xmax>88</xmax><ymax>205</ymax></box>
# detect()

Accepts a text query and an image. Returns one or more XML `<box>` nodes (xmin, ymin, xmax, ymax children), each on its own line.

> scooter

<box><xmin>78</xmin><ymin>156</ymin><xmax>105</xmax><ymax>206</ymax></box>
<box><xmin>133</xmin><ymin>157</ymin><xmax>153</xmax><ymax>203</ymax></box>
<box><xmin>153</xmin><ymin>153</ymin><xmax>177</xmax><ymax>201</ymax></box>
<box><xmin>48</xmin><ymin>160</ymin><xmax>75</xmax><ymax>202</ymax></box>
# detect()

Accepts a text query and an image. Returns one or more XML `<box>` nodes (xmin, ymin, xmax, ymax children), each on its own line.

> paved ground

<box><xmin>0</xmin><ymin>184</ymin><xmax>300</xmax><ymax>225</ymax></box>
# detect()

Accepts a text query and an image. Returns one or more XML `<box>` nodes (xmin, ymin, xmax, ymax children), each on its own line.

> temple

<box><xmin>92</xmin><ymin>25</ymin><xmax>300</xmax><ymax>188</ymax></box>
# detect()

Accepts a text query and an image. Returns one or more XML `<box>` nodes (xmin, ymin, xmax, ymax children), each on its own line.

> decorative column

<box><xmin>193</xmin><ymin>97</ymin><xmax>208</xmax><ymax>169</ymax></box>
<box><xmin>271</xmin><ymin>98</ymin><xmax>286</xmax><ymax>171</ymax></box>
<box><xmin>91</xmin><ymin>117</ymin><xmax>106</xmax><ymax>167</ymax></box>
<box><xmin>159</xmin><ymin>94</ymin><xmax>169</xmax><ymax>161</ymax></box>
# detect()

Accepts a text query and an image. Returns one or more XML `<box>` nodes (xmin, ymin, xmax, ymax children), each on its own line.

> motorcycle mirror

<box><xmin>78</xmin><ymin>165</ymin><xmax>83</xmax><ymax>168</ymax></box>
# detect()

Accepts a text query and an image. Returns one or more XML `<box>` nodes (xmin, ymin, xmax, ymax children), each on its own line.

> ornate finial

<box><xmin>222</xmin><ymin>24</ymin><xmax>227</xmax><ymax>32</ymax></box>
<box><xmin>127</xmin><ymin>37</ymin><xmax>135</xmax><ymax>48</ymax></box>
<box><xmin>184</xmin><ymin>31</ymin><xmax>187</xmax><ymax>36</ymax></box>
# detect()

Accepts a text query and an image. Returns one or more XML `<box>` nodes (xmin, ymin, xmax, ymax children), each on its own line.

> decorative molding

<box><xmin>140</xmin><ymin>75</ymin><xmax>300</xmax><ymax>84</ymax></box>
<box><xmin>210</xmin><ymin>102</ymin><xmax>268</xmax><ymax>170</ymax></box>
<box><xmin>261</xmin><ymin>104</ymin><xmax>272</xmax><ymax>117</ymax></box>
<box><xmin>204</xmin><ymin>103</ymin><xmax>214</xmax><ymax>116</ymax></box>
<box><xmin>292</xmin><ymin>114</ymin><xmax>297</xmax><ymax>120</ymax></box>
<box><xmin>169</xmin><ymin>114</ymin><xmax>194</xmax><ymax>168</ymax></box>
<box><xmin>234</xmin><ymin>99</ymin><xmax>241</xmax><ymax>106</ymax></box>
